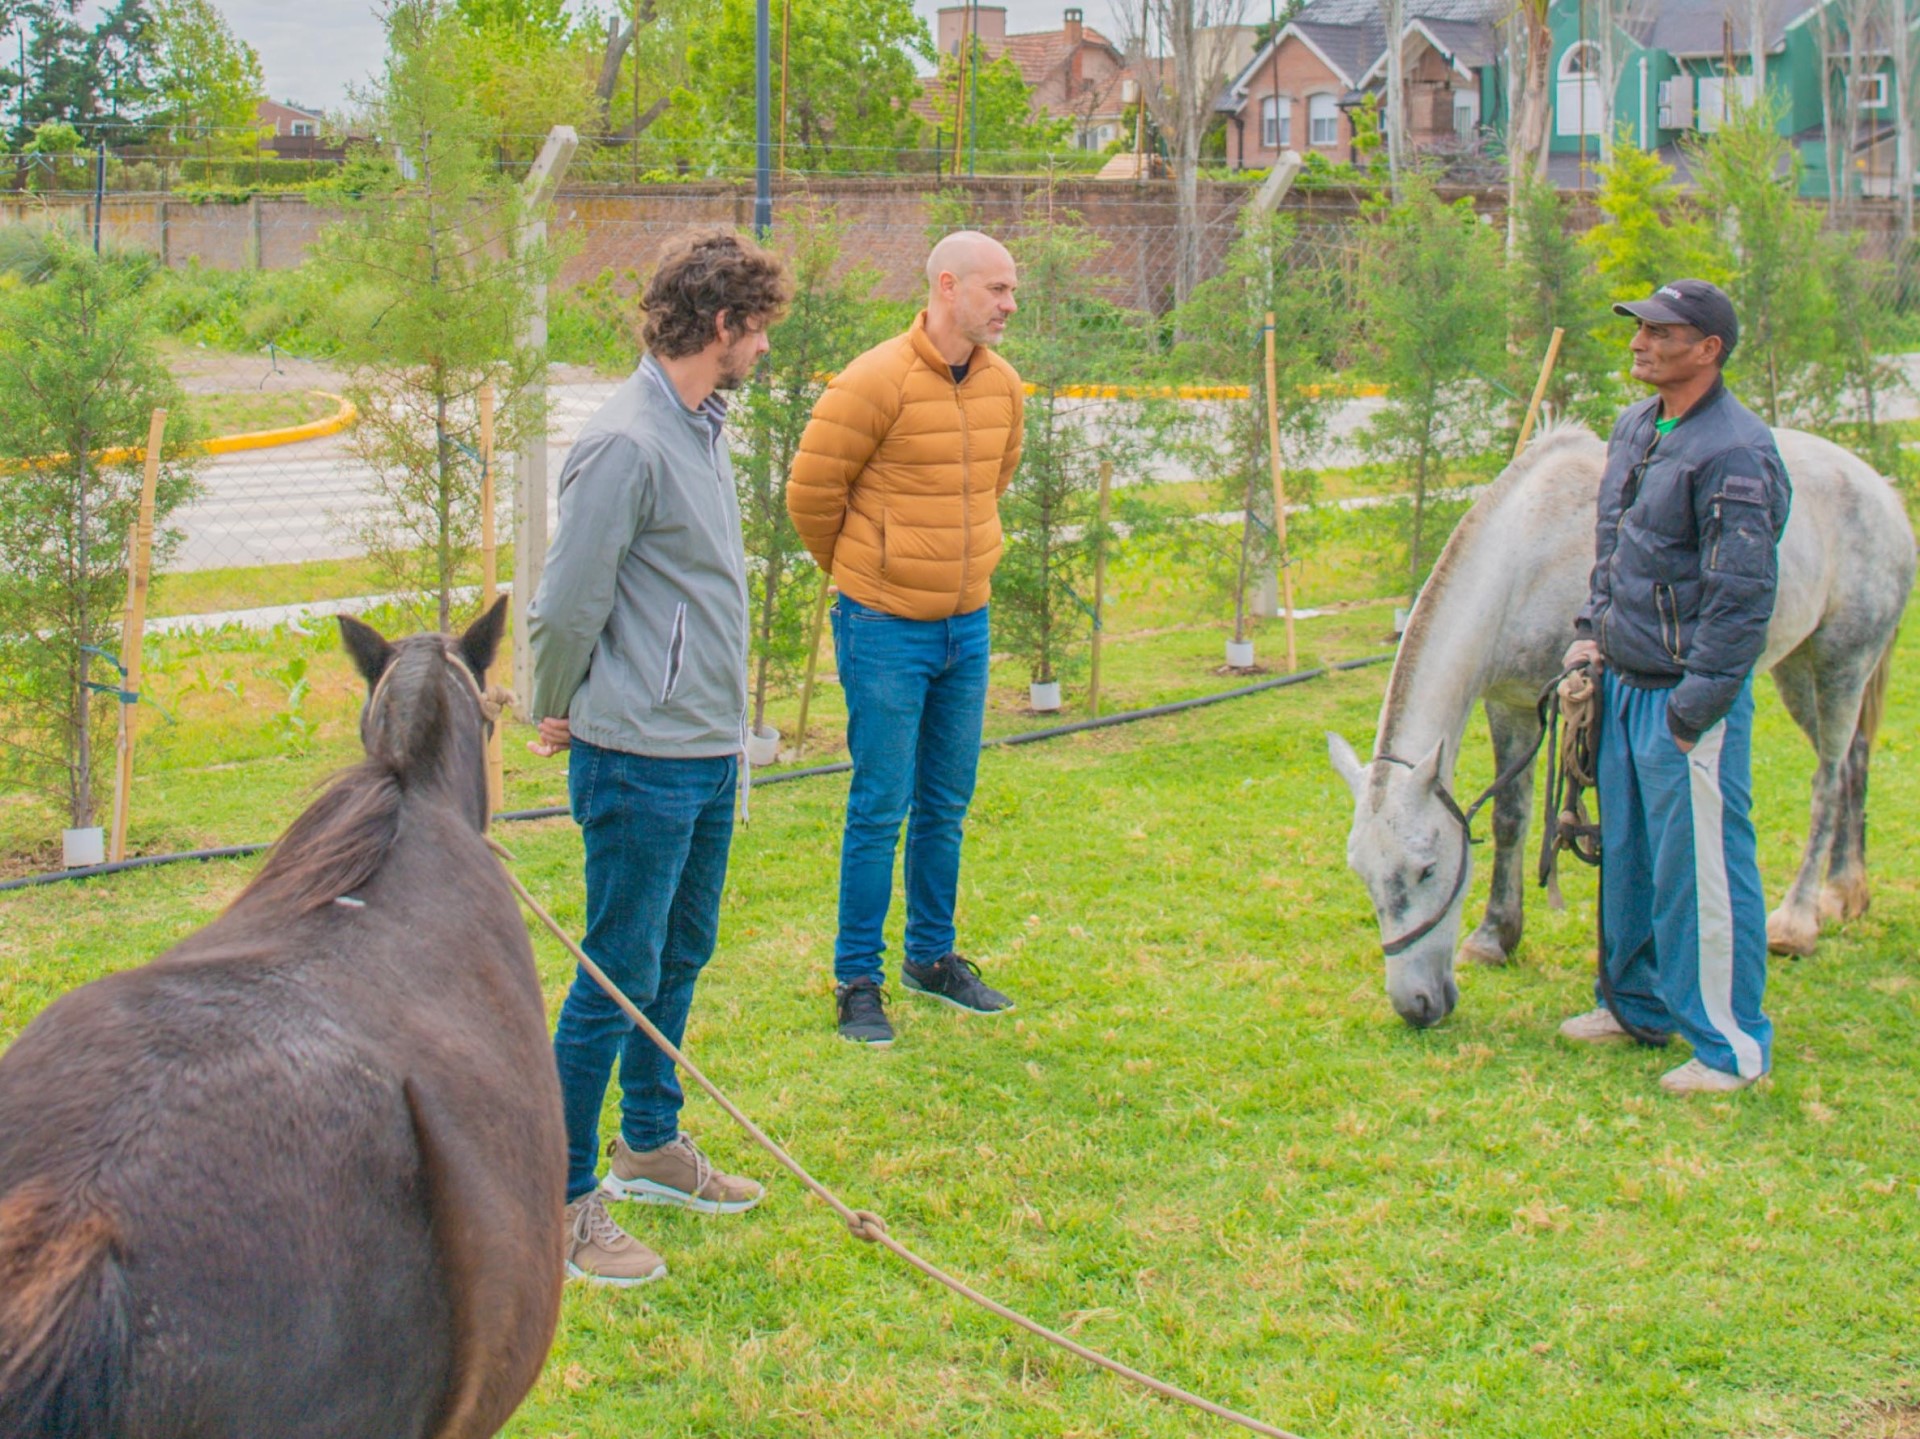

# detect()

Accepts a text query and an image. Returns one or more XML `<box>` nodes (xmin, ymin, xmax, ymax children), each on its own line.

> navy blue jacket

<box><xmin>1575</xmin><ymin>378</ymin><xmax>1791</xmax><ymax>743</ymax></box>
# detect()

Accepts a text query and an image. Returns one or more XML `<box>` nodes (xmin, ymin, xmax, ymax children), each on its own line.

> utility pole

<box><xmin>754</xmin><ymin>0</ymin><xmax>772</xmax><ymax>233</ymax></box>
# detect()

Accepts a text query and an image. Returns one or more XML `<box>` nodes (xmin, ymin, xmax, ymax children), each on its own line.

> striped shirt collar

<box><xmin>640</xmin><ymin>354</ymin><xmax>728</xmax><ymax>440</ymax></box>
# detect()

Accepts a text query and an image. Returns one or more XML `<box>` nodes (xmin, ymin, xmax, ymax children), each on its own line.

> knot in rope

<box><xmin>480</xmin><ymin>684</ymin><xmax>515</xmax><ymax>725</ymax></box>
<box><xmin>847</xmin><ymin>1209</ymin><xmax>889</xmax><ymax>1242</ymax></box>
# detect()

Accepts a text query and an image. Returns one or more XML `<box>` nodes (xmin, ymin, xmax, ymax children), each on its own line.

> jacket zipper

<box><xmin>956</xmin><ymin>376</ymin><xmax>972</xmax><ymax>612</ymax></box>
<box><xmin>706</xmin><ymin>413</ymin><xmax>750</xmax><ymax>745</ymax></box>
<box><xmin>1655</xmin><ymin>583</ymin><xmax>1681</xmax><ymax>661</ymax></box>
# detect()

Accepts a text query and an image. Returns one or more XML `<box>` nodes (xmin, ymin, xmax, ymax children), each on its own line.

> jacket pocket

<box><xmin>1708</xmin><ymin>494</ymin><xmax>1772</xmax><ymax>577</ymax></box>
<box><xmin>1654</xmin><ymin>584</ymin><xmax>1682</xmax><ymax>662</ymax></box>
<box><xmin>659</xmin><ymin>600</ymin><xmax>688</xmax><ymax>704</ymax></box>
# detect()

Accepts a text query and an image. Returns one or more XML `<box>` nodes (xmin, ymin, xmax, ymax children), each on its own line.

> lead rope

<box><xmin>1535</xmin><ymin>666</ymin><xmax>1668</xmax><ymax>1048</ymax></box>
<box><xmin>486</xmin><ymin>835</ymin><xmax>1302</xmax><ymax>1439</ymax></box>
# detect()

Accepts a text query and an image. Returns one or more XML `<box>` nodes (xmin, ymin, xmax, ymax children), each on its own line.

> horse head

<box><xmin>1327</xmin><ymin>732</ymin><xmax>1472</xmax><ymax>1028</ymax></box>
<box><xmin>338</xmin><ymin>597</ymin><xmax>509</xmax><ymax>828</ymax></box>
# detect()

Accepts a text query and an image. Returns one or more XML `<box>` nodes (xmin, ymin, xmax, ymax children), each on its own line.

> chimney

<box><xmin>1064</xmin><ymin>6</ymin><xmax>1084</xmax><ymax>48</ymax></box>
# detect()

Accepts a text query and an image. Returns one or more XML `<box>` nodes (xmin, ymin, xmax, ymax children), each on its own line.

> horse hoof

<box><xmin>1767</xmin><ymin>909</ymin><xmax>1820</xmax><ymax>958</ymax></box>
<box><xmin>1817</xmin><ymin>879</ymin><xmax>1871</xmax><ymax>927</ymax></box>
<box><xmin>1458</xmin><ymin>935</ymin><xmax>1510</xmax><ymax>968</ymax></box>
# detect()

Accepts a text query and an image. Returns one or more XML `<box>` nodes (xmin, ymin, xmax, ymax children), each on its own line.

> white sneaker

<box><xmin>1659</xmin><ymin>1058</ymin><xmax>1762</xmax><ymax>1095</ymax></box>
<box><xmin>1558</xmin><ymin>1006</ymin><xmax>1631</xmax><ymax>1042</ymax></box>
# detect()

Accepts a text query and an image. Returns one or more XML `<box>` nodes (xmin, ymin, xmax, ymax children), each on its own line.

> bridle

<box><xmin>1372</xmin><ymin>669</ymin><xmax>1574</xmax><ymax>958</ymax></box>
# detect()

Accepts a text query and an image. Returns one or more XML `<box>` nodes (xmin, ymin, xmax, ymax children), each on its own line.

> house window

<box><xmin>1308</xmin><ymin>93</ymin><xmax>1338</xmax><ymax>147</ymax></box>
<box><xmin>1261</xmin><ymin>96</ymin><xmax>1292</xmax><ymax>149</ymax></box>
<box><xmin>1696</xmin><ymin>72</ymin><xmax>1758</xmax><ymax>132</ymax></box>
<box><xmin>291</xmin><ymin>121</ymin><xmax>315</xmax><ymax>136</ymax></box>
<box><xmin>1453</xmin><ymin>91</ymin><xmax>1480</xmax><ymax>140</ymax></box>
<box><xmin>1555</xmin><ymin>41</ymin><xmax>1604</xmax><ymax>137</ymax></box>
<box><xmin>1857</xmin><ymin>73</ymin><xmax>1889</xmax><ymax>110</ymax></box>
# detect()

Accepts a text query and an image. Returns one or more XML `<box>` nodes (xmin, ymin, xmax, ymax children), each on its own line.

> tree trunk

<box><xmin>1384</xmin><ymin>0</ymin><xmax>1406</xmax><ymax>189</ymax></box>
<box><xmin>72</xmin><ymin>452</ymin><xmax>95</xmax><ymax>829</ymax></box>
<box><xmin>436</xmin><ymin>388</ymin><xmax>453</xmax><ymax>632</ymax></box>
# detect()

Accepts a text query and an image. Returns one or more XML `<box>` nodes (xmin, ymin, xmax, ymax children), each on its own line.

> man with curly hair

<box><xmin>528</xmin><ymin>230</ymin><xmax>791</xmax><ymax>1285</ymax></box>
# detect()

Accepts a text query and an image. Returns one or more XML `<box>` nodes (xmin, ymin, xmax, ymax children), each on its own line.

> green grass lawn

<box><xmin>3</xmin><ymin>574</ymin><xmax>1918</xmax><ymax>1435</ymax></box>
<box><xmin>183</xmin><ymin>388</ymin><xmax>340</xmax><ymax>438</ymax></box>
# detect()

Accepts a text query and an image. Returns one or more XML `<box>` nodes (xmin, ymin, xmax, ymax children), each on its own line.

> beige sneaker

<box><xmin>564</xmin><ymin>1192</ymin><xmax>667</xmax><ymax>1287</ymax></box>
<box><xmin>600</xmin><ymin>1133</ymin><xmax>765</xmax><ymax>1215</ymax></box>
<box><xmin>1659</xmin><ymin>1058</ymin><xmax>1763</xmax><ymax>1095</ymax></box>
<box><xmin>1558</xmin><ymin>1006</ymin><xmax>1633</xmax><ymax>1042</ymax></box>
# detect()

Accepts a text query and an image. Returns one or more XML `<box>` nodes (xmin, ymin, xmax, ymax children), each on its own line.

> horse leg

<box><xmin>1820</xmin><ymin>644</ymin><xmax>1891</xmax><ymax>927</ymax></box>
<box><xmin>1459</xmin><ymin>701</ymin><xmax>1540</xmax><ymax>967</ymax></box>
<box><xmin>1766</xmin><ymin>647</ymin><xmax>1858</xmax><ymax>958</ymax></box>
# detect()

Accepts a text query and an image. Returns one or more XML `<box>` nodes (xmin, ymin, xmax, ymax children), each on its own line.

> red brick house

<box><xmin>254</xmin><ymin>100</ymin><xmax>349</xmax><ymax>161</ymax></box>
<box><xmin>934</xmin><ymin>5</ymin><xmax>1140</xmax><ymax>151</ymax></box>
<box><xmin>1218</xmin><ymin>0</ymin><xmax>1502</xmax><ymax>170</ymax></box>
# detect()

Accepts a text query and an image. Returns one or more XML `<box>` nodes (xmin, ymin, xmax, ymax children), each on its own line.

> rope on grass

<box><xmin>486</xmin><ymin>834</ymin><xmax>1304</xmax><ymax>1439</ymax></box>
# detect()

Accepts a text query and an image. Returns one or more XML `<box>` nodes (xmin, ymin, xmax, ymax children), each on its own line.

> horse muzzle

<box><xmin>1387</xmin><ymin>962</ymin><xmax>1459</xmax><ymax>1029</ymax></box>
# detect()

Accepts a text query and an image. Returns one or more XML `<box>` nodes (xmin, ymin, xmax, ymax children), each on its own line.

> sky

<box><xmin>193</xmin><ymin>0</ymin><xmax>1129</xmax><ymax>114</ymax></box>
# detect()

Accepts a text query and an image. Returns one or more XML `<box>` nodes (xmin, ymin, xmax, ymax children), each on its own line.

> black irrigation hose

<box><xmin>0</xmin><ymin>652</ymin><xmax>1393</xmax><ymax>895</ymax></box>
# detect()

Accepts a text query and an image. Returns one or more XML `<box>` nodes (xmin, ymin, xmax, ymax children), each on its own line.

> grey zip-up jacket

<box><xmin>527</xmin><ymin>357</ymin><xmax>749</xmax><ymax>758</ymax></box>
<box><xmin>1575</xmin><ymin>377</ymin><xmax>1791</xmax><ymax>743</ymax></box>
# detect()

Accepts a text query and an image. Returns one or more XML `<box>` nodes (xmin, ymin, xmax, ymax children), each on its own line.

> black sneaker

<box><xmin>835</xmin><ymin>980</ymin><xmax>894</xmax><ymax>1046</ymax></box>
<box><xmin>901</xmin><ymin>954</ymin><xmax>1014</xmax><ymax>1014</ymax></box>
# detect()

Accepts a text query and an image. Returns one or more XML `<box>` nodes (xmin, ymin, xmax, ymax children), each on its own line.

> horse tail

<box><xmin>1856</xmin><ymin>632</ymin><xmax>1895</xmax><ymax>751</ymax></box>
<box><xmin>0</xmin><ymin>1180</ymin><xmax>131</xmax><ymax>1439</ymax></box>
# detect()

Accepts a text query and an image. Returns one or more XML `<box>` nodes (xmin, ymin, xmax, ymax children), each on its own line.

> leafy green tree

<box><xmin>441</xmin><ymin>0</ymin><xmax>601</xmax><ymax>162</ymax></box>
<box><xmin>307</xmin><ymin>0</ymin><xmax>561</xmax><ymax>629</ymax></box>
<box><xmin>924</xmin><ymin>42</ymin><xmax>1072</xmax><ymax>167</ymax></box>
<box><xmin>90</xmin><ymin>0</ymin><xmax>159</xmax><ymax>135</ymax></box>
<box><xmin>1691</xmin><ymin>100</ymin><xmax>1831</xmax><ymax>426</ymax></box>
<box><xmin>1357</xmin><ymin>173</ymin><xmax>1506</xmax><ymax>603</ymax></box>
<box><xmin>148</xmin><ymin>0</ymin><xmax>265</xmax><ymax>152</ymax></box>
<box><xmin>0</xmin><ymin>226</ymin><xmax>199</xmax><ymax>830</ymax></box>
<box><xmin>734</xmin><ymin>206</ymin><xmax>890</xmax><ymax>732</ymax></box>
<box><xmin>1167</xmin><ymin>209</ymin><xmax>1343</xmax><ymax>648</ymax></box>
<box><xmin>1581</xmin><ymin>140</ymin><xmax>1724</xmax><ymax>305</ymax></box>
<box><xmin>657</xmin><ymin>0</ymin><xmax>929</xmax><ymax>173</ymax></box>
<box><xmin>998</xmin><ymin>212</ymin><xmax>1166</xmax><ymax>694</ymax></box>
<box><xmin>11</xmin><ymin>0</ymin><xmax>98</xmax><ymax>143</ymax></box>
<box><xmin>1813</xmin><ymin>232</ymin><xmax>1908</xmax><ymax>458</ymax></box>
<box><xmin>1506</xmin><ymin>174</ymin><xmax>1623</xmax><ymax>430</ymax></box>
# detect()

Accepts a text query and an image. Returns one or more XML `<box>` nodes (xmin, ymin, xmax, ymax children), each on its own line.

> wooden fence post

<box><xmin>109</xmin><ymin>409</ymin><xmax>167</xmax><ymax>863</ymax></box>
<box><xmin>1088</xmin><ymin>459</ymin><xmax>1113</xmax><ymax>716</ymax></box>
<box><xmin>1263</xmin><ymin>312</ymin><xmax>1297</xmax><ymax>674</ymax></box>
<box><xmin>1514</xmin><ymin>327</ymin><xmax>1566</xmax><ymax>460</ymax></box>
<box><xmin>480</xmin><ymin>382</ymin><xmax>505</xmax><ymax>818</ymax></box>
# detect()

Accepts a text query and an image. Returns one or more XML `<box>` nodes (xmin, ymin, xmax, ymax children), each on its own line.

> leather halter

<box><xmin>1369</xmin><ymin>669</ymin><xmax>1579</xmax><ymax>959</ymax></box>
<box><xmin>1372</xmin><ymin>751</ymin><xmax>1486</xmax><ymax>959</ymax></box>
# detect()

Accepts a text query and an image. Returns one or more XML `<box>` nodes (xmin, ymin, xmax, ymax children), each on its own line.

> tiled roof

<box><xmin>1294</xmin><ymin>18</ymin><xmax>1387</xmax><ymax>87</ymax></box>
<box><xmin>1418</xmin><ymin>18</ymin><xmax>1497</xmax><ymax>71</ymax></box>
<box><xmin>1648</xmin><ymin>0</ymin><xmax>1823</xmax><ymax>57</ymax></box>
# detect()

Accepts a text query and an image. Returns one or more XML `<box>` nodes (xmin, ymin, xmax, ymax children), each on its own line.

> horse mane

<box><xmin>232</xmin><ymin>642</ymin><xmax>458</xmax><ymax>916</ymax></box>
<box><xmin>1378</xmin><ymin>419</ymin><xmax>1601</xmax><ymax>753</ymax></box>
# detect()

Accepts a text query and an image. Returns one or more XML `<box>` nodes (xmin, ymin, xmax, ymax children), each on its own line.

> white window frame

<box><xmin>1555</xmin><ymin>40</ymin><xmax>1604</xmax><ymax>137</ymax></box>
<box><xmin>1308</xmin><ymin>93</ymin><xmax>1338</xmax><ymax>147</ymax></box>
<box><xmin>1452</xmin><ymin>90</ymin><xmax>1480</xmax><ymax>139</ymax></box>
<box><xmin>1696</xmin><ymin>72</ymin><xmax>1758</xmax><ymax>133</ymax></box>
<box><xmin>1857</xmin><ymin>73</ymin><xmax>1889</xmax><ymax>111</ymax></box>
<box><xmin>291</xmin><ymin>121</ymin><xmax>315</xmax><ymax>137</ymax></box>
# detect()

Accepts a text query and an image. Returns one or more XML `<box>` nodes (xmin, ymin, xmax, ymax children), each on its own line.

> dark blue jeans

<box><xmin>553</xmin><ymin>739</ymin><xmax>736</xmax><ymax>1202</ymax></box>
<box><xmin>831</xmin><ymin>594</ymin><xmax>990</xmax><ymax>985</ymax></box>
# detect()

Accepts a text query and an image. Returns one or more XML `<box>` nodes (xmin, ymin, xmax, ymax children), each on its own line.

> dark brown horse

<box><xmin>0</xmin><ymin>600</ymin><xmax>566</xmax><ymax>1439</ymax></box>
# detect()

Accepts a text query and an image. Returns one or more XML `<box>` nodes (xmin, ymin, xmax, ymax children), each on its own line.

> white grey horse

<box><xmin>1328</xmin><ymin>423</ymin><xmax>1915</xmax><ymax>1028</ymax></box>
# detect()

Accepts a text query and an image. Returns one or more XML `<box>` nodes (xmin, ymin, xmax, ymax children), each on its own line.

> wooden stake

<box><xmin>1513</xmin><ymin>326</ymin><xmax>1566</xmax><ymax>460</ymax></box>
<box><xmin>1089</xmin><ymin>459</ymin><xmax>1113</xmax><ymax>716</ymax></box>
<box><xmin>109</xmin><ymin>408</ymin><xmax>167</xmax><ymax>864</ymax></box>
<box><xmin>479</xmin><ymin>381</ymin><xmax>505</xmax><ymax>819</ymax></box>
<box><xmin>1263</xmin><ymin>312</ymin><xmax>1297</xmax><ymax>674</ymax></box>
<box><xmin>792</xmin><ymin>572</ymin><xmax>833</xmax><ymax>755</ymax></box>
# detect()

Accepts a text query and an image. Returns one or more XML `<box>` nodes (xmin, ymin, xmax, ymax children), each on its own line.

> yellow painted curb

<box><xmin>1025</xmin><ymin>381</ymin><xmax>1389</xmax><ymax>401</ymax></box>
<box><xmin>202</xmin><ymin>391</ymin><xmax>356</xmax><ymax>455</ymax></box>
<box><xmin>5</xmin><ymin>391</ymin><xmax>356</xmax><ymax>472</ymax></box>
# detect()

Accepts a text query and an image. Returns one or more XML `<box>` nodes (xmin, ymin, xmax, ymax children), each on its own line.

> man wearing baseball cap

<box><xmin>1558</xmin><ymin>279</ymin><xmax>1792</xmax><ymax>1095</ymax></box>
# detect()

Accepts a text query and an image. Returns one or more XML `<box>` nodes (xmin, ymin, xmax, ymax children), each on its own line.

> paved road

<box><xmin>168</xmin><ymin>357</ymin><xmax>1920</xmax><ymax>574</ymax></box>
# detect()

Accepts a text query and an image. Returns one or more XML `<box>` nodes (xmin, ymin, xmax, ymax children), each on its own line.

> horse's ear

<box><xmin>1327</xmin><ymin>733</ymin><xmax>1367</xmax><ymax>798</ymax></box>
<box><xmin>1410</xmin><ymin>741</ymin><xmax>1445</xmax><ymax>793</ymax></box>
<box><xmin>338</xmin><ymin>614</ymin><xmax>394</xmax><ymax>688</ymax></box>
<box><xmin>457</xmin><ymin>595</ymin><xmax>510</xmax><ymax>682</ymax></box>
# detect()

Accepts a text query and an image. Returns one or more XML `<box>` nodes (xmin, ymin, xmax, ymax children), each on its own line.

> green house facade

<box><xmin>1543</xmin><ymin>0</ymin><xmax>1909</xmax><ymax>200</ymax></box>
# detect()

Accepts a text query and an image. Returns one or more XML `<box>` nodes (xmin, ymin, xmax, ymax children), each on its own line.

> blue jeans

<box><xmin>553</xmin><ymin>739</ymin><xmax>736</xmax><ymax>1202</ymax></box>
<box><xmin>1597</xmin><ymin>671</ymin><xmax>1771</xmax><ymax>1079</ymax></box>
<box><xmin>832</xmin><ymin>594</ymin><xmax>990</xmax><ymax>985</ymax></box>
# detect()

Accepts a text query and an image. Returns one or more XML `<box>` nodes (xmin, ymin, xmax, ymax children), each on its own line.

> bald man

<box><xmin>787</xmin><ymin>232</ymin><xmax>1026</xmax><ymax>1047</ymax></box>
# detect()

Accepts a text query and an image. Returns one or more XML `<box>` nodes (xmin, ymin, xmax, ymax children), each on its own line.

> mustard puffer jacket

<box><xmin>786</xmin><ymin>313</ymin><xmax>1023</xmax><ymax>620</ymax></box>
